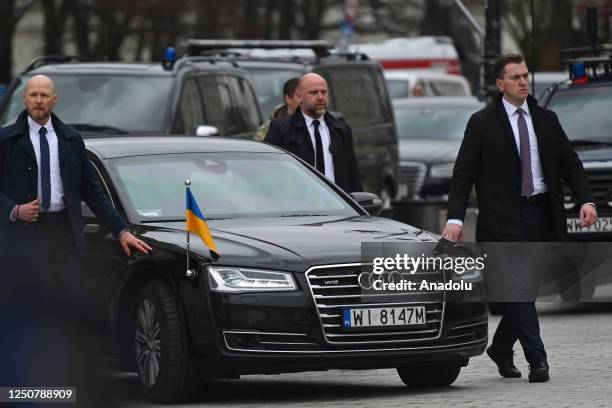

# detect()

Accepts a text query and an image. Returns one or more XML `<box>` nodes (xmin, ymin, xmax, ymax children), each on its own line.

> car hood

<box><xmin>139</xmin><ymin>216</ymin><xmax>439</xmax><ymax>272</ymax></box>
<box><xmin>399</xmin><ymin>139</ymin><xmax>461</xmax><ymax>166</ymax></box>
<box><xmin>576</xmin><ymin>146</ymin><xmax>612</xmax><ymax>163</ymax></box>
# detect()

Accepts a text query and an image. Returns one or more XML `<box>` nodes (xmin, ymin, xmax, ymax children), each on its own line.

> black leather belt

<box><xmin>520</xmin><ymin>193</ymin><xmax>549</xmax><ymax>205</ymax></box>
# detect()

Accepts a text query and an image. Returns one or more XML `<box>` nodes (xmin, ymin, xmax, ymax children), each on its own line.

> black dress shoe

<box><xmin>486</xmin><ymin>346</ymin><xmax>522</xmax><ymax>378</ymax></box>
<box><xmin>528</xmin><ymin>361</ymin><xmax>550</xmax><ymax>383</ymax></box>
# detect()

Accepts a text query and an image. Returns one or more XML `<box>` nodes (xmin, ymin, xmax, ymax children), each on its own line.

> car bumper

<box><xmin>188</xmin><ymin>274</ymin><xmax>487</xmax><ymax>376</ymax></box>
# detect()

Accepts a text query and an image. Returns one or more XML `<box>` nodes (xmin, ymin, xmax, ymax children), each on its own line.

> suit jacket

<box><xmin>265</xmin><ymin>109</ymin><xmax>363</xmax><ymax>193</ymax></box>
<box><xmin>447</xmin><ymin>94</ymin><xmax>593</xmax><ymax>242</ymax></box>
<box><xmin>0</xmin><ymin>110</ymin><xmax>127</xmax><ymax>253</ymax></box>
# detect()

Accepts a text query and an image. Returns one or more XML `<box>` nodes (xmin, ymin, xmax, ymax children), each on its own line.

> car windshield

<box><xmin>394</xmin><ymin>104</ymin><xmax>480</xmax><ymax>140</ymax></box>
<box><xmin>0</xmin><ymin>74</ymin><xmax>172</xmax><ymax>132</ymax></box>
<box><xmin>547</xmin><ymin>85</ymin><xmax>612</xmax><ymax>142</ymax></box>
<box><xmin>107</xmin><ymin>152</ymin><xmax>358</xmax><ymax>221</ymax></box>
<box><xmin>246</xmin><ymin>68</ymin><xmax>301</xmax><ymax>117</ymax></box>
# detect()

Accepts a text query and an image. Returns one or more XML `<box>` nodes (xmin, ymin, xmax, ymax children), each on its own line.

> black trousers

<box><xmin>491</xmin><ymin>194</ymin><xmax>553</xmax><ymax>364</ymax></box>
<box><xmin>1</xmin><ymin>211</ymin><xmax>94</xmax><ymax>388</ymax></box>
<box><xmin>2</xmin><ymin>210</ymin><xmax>80</xmax><ymax>306</ymax></box>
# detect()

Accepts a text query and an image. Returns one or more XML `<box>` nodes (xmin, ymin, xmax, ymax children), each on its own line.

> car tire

<box><xmin>397</xmin><ymin>362</ymin><xmax>461</xmax><ymax>388</ymax></box>
<box><xmin>134</xmin><ymin>280</ymin><xmax>201</xmax><ymax>403</ymax></box>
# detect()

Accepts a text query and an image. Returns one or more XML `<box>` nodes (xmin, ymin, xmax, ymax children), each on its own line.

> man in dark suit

<box><xmin>264</xmin><ymin>73</ymin><xmax>363</xmax><ymax>193</ymax></box>
<box><xmin>442</xmin><ymin>54</ymin><xmax>597</xmax><ymax>383</ymax></box>
<box><xmin>0</xmin><ymin>74</ymin><xmax>152</xmax><ymax>301</ymax></box>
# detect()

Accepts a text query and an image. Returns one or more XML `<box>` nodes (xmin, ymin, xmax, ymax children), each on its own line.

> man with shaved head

<box><xmin>265</xmin><ymin>72</ymin><xmax>362</xmax><ymax>193</ymax></box>
<box><xmin>0</xmin><ymin>74</ymin><xmax>151</xmax><ymax>303</ymax></box>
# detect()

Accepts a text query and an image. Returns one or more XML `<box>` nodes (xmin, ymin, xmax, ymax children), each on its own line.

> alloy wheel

<box><xmin>135</xmin><ymin>299</ymin><xmax>161</xmax><ymax>388</ymax></box>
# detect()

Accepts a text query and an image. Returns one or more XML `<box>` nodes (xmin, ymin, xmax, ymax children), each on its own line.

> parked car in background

<box><xmin>392</xmin><ymin>97</ymin><xmax>484</xmax><ymax>200</ymax></box>
<box><xmin>530</xmin><ymin>71</ymin><xmax>568</xmax><ymax>99</ymax></box>
<box><xmin>385</xmin><ymin>70</ymin><xmax>472</xmax><ymax>99</ymax></box>
<box><xmin>79</xmin><ymin>135</ymin><xmax>487</xmax><ymax>403</ymax></box>
<box><xmin>185</xmin><ymin>40</ymin><xmax>399</xmax><ymax>207</ymax></box>
<box><xmin>0</xmin><ymin>54</ymin><xmax>262</xmax><ymax>139</ymax></box>
<box><xmin>540</xmin><ymin>57</ymin><xmax>612</xmax><ymax>242</ymax></box>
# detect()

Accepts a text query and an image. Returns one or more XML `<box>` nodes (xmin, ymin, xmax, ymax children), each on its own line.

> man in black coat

<box><xmin>264</xmin><ymin>73</ymin><xmax>363</xmax><ymax>193</ymax></box>
<box><xmin>0</xmin><ymin>74</ymin><xmax>152</xmax><ymax>299</ymax></box>
<box><xmin>442</xmin><ymin>55</ymin><xmax>597</xmax><ymax>383</ymax></box>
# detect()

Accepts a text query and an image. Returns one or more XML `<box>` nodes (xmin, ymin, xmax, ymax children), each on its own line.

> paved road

<box><xmin>100</xmin><ymin>302</ymin><xmax>611</xmax><ymax>408</ymax></box>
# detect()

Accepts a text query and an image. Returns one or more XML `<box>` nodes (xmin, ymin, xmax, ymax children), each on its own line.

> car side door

<box><xmin>81</xmin><ymin>155</ymin><xmax>129</xmax><ymax>331</ymax></box>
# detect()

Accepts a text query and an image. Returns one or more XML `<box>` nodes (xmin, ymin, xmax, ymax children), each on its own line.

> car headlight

<box><xmin>455</xmin><ymin>268</ymin><xmax>483</xmax><ymax>281</ymax></box>
<box><xmin>208</xmin><ymin>267</ymin><xmax>296</xmax><ymax>292</ymax></box>
<box><xmin>429</xmin><ymin>162</ymin><xmax>455</xmax><ymax>178</ymax></box>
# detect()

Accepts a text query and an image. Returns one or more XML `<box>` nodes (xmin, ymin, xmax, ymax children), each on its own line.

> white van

<box><xmin>352</xmin><ymin>37</ymin><xmax>462</xmax><ymax>75</ymax></box>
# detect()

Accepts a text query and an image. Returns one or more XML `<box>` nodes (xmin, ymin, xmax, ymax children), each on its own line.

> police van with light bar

<box><xmin>539</xmin><ymin>44</ymin><xmax>612</xmax><ymax>240</ymax></box>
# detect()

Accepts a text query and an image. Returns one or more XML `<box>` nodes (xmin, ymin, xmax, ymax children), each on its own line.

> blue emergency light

<box><xmin>162</xmin><ymin>47</ymin><xmax>177</xmax><ymax>70</ymax></box>
<box><xmin>571</xmin><ymin>62</ymin><xmax>588</xmax><ymax>84</ymax></box>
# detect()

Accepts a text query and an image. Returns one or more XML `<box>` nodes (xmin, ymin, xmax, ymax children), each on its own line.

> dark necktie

<box><xmin>39</xmin><ymin>127</ymin><xmax>51</xmax><ymax>211</ymax></box>
<box><xmin>312</xmin><ymin>119</ymin><xmax>325</xmax><ymax>174</ymax></box>
<box><xmin>517</xmin><ymin>108</ymin><xmax>534</xmax><ymax>197</ymax></box>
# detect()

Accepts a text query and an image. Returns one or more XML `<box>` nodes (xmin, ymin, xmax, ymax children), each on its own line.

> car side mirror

<box><xmin>195</xmin><ymin>125</ymin><xmax>219</xmax><ymax>137</ymax></box>
<box><xmin>350</xmin><ymin>192</ymin><xmax>383</xmax><ymax>216</ymax></box>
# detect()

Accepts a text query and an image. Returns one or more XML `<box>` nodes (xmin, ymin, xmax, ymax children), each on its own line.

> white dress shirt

<box><xmin>501</xmin><ymin>97</ymin><xmax>548</xmax><ymax>196</ymax></box>
<box><xmin>28</xmin><ymin>116</ymin><xmax>65</xmax><ymax>212</ymax></box>
<box><xmin>301</xmin><ymin>111</ymin><xmax>335</xmax><ymax>182</ymax></box>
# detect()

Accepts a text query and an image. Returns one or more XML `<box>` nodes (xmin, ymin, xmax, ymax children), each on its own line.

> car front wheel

<box><xmin>134</xmin><ymin>280</ymin><xmax>201</xmax><ymax>403</ymax></box>
<box><xmin>397</xmin><ymin>362</ymin><xmax>462</xmax><ymax>388</ymax></box>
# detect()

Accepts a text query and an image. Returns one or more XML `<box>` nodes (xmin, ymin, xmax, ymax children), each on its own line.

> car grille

<box><xmin>399</xmin><ymin>161</ymin><xmax>427</xmax><ymax>198</ymax></box>
<box><xmin>585</xmin><ymin>169</ymin><xmax>612</xmax><ymax>207</ymax></box>
<box><xmin>305</xmin><ymin>264</ymin><xmax>445</xmax><ymax>345</ymax></box>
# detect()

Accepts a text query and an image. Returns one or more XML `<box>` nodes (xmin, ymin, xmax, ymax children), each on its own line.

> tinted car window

<box><xmin>546</xmin><ymin>85</ymin><xmax>612</xmax><ymax>142</ymax></box>
<box><xmin>323</xmin><ymin>67</ymin><xmax>386</xmax><ymax>127</ymax></box>
<box><xmin>226</xmin><ymin>76</ymin><xmax>261</xmax><ymax>132</ymax></box>
<box><xmin>176</xmin><ymin>77</ymin><xmax>205</xmax><ymax>134</ymax></box>
<box><xmin>0</xmin><ymin>75</ymin><xmax>172</xmax><ymax>132</ymax></box>
<box><xmin>108</xmin><ymin>152</ymin><xmax>357</xmax><ymax>221</ymax></box>
<box><xmin>395</xmin><ymin>104</ymin><xmax>479</xmax><ymax>140</ymax></box>
<box><xmin>429</xmin><ymin>80</ymin><xmax>469</xmax><ymax>96</ymax></box>
<box><xmin>247</xmin><ymin>68</ymin><xmax>300</xmax><ymax>117</ymax></box>
<box><xmin>386</xmin><ymin>79</ymin><xmax>410</xmax><ymax>99</ymax></box>
<box><xmin>198</xmin><ymin>76</ymin><xmax>234</xmax><ymax>135</ymax></box>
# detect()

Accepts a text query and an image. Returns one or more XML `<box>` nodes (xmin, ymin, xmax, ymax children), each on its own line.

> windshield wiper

<box><xmin>141</xmin><ymin>217</ymin><xmax>234</xmax><ymax>223</ymax></box>
<box><xmin>280</xmin><ymin>214</ymin><xmax>329</xmax><ymax>217</ymax></box>
<box><xmin>570</xmin><ymin>139</ymin><xmax>612</xmax><ymax>147</ymax></box>
<box><xmin>68</xmin><ymin>123</ymin><xmax>129</xmax><ymax>135</ymax></box>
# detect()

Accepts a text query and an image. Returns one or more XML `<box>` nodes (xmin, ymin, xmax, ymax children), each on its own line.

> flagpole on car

<box><xmin>185</xmin><ymin>179</ymin><xmax>195</xmax><ymax>278</ymax></box>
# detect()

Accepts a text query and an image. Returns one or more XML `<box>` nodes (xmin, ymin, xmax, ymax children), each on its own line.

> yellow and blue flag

<box><xmin>186</xmin><ymin>188</ymin><xmax>219</xmax><ymax>259</ymax></box>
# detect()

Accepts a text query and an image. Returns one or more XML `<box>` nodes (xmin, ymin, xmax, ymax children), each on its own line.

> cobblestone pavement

<box><xmin>112</xmin><ymin>302</ymin><xmax>611</xmax><ymax>408</ymax></box>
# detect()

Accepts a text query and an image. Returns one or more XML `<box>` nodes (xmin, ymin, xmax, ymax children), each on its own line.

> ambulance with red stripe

<box><xmin>352</xmin><ymin>36</ymin><xmax>462</xmax><ymax>75</ymax></box>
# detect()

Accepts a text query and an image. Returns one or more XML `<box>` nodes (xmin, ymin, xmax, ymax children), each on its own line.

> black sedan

<box><xmin>80</xmin><ymin>136</ymin><xmax>487</xmax><ymax>403</ymax></box>
<box><xmin>393</xmin><ymin>97</ymin><xmax>484</xmax><ymax>200</ymax></box>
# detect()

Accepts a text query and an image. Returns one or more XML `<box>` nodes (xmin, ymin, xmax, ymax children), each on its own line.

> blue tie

<box><xmin>39</xmin><ymin>127</ymin><xmax>51</xmax><ymax>211</ymax></box>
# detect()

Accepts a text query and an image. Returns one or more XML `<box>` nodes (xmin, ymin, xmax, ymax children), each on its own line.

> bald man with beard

<box><xmin>0</xmin><ymin>75</ymin><xmax>151</xmax><ymax>304</ymax></box>
<box><xmin>265</xmin><ymin>73</ymin><xmax>363</xmax><ymax>193</ymax></box>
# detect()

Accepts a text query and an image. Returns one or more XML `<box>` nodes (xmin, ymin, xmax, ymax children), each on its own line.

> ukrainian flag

<box><xmin>186</xmin><ymin>188</ymin><xmax>219</xmax><ymax>258</ymax></box>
